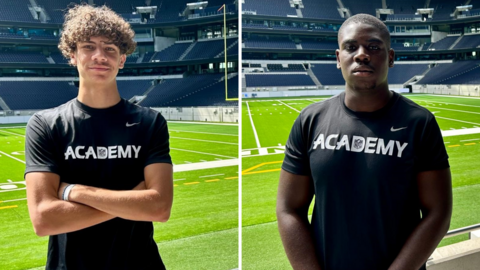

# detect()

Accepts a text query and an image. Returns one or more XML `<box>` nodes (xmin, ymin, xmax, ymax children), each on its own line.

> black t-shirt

<box><xmin>282</xmin><ymin>91</ymin><xmax>449</xmax><ymax>270</ymax></box>
<box><xmin>25</xmin><ymin>98</ymin><xmax>171</xmax><ymax>270</ymax></box>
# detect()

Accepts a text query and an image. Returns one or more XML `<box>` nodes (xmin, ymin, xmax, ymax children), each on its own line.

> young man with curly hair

<box><xmin>277</xmin><ymin>14</ymin><xmax>452</xmax><ymax>270</ymax></box>
<box><xmin>25</xmin><ymin>5</ymin><xmax>173</xmax><ymax>270</ymax></box>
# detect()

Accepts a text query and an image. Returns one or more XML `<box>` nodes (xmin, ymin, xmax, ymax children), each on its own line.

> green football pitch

<box><xmin>242</xmin><ymin>94</ymin><xmax>480</xmax><ymax>270</ymax></box>
<box><xmin>0</xmin><ymin>121</ymin><xmax>239</xmax><ymax>270</ymax></box>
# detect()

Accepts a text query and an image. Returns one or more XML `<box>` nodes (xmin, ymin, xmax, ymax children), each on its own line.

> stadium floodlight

<box><xmin>416</xmin><ymin>8</ymin><xmax>434</xmax><ymax>21</ymax></box>
<box><xmin>136</xmin><ymin>6</ymin><xmax>157</xmax><ymax>21</ymax></box>
<box><xmin>453</xmin><ymin>5</ymin><xmax>473</xmax><ymax>18</ymax></box>
<box><xmin>186</xmin><ymin>1</ymin><xmax>208</xmax><ymax>10</ymax></box>
<box><xmin>456</xmin><ymin>5</ymin><xmax>473</xmax><ymax>12</ymax></box>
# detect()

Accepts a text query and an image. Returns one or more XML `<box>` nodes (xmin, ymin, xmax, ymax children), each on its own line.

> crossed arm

<box><xmin>26</xmin><ymin>163</ymin><xmax>173</xmax><ymax>237</ymax></box>
<box><xmin>276</xmin><ymin>168</ymin><xmax>452</xmax><ymax>270</ymax></box>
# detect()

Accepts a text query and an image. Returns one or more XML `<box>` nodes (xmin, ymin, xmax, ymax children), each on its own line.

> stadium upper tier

<box><xmin>0</xmin><ymin>74</ymin><xmax>237</xmax><ymax>110</ymax></box>
<box><xmin>242</xmin><ymin>0</ymin><xmax>479</xmax><ymax>21</ymax></box>
<box><xmin>0</xmin><ymin>0</ymin><xmax>236</xmax><ymax>24</ymax></box>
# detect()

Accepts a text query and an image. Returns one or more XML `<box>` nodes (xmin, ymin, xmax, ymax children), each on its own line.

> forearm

<box><xmin>30</xmin><ymin>198</ymin><xmax>114</xmax><ymax>236</ymax></box>
<box><xmin>277</xmin><ymin>211</ymin><xmax>322</xmax><ymax>270</ymax></box>
<box><xmin>68</xmin><ymin>184</ymin><xmax>171</xmax><ymax>222</ymax></box>
<box><xmin>389</xmin><ymin>213</ymin><xmax>450</xmax><ymax>270</ymax></box>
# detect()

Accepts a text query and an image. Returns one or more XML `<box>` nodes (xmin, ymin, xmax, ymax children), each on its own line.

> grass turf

<box><xmin>0</xmin><ymin>122</ymin><xmax>238</xmax><ymax>270</ymax></box>
<box><xmin>242</xmin><ymin>94</ymin><xmax>480</xmax><ymax>269</ymax></box>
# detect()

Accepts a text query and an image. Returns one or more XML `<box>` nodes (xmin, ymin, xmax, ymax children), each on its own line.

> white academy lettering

<box><xmin>312</xmin><ymin>133</ymin><xmax>408</xmax><ymax>158</ymax></box>
<box><xmin>64</xmin><ymin>145</ymin><xmax>142</xmax><ymax>160</ymax></box>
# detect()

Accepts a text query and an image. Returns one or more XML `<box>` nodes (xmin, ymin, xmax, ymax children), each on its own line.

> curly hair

<box><xmin>58</xmin><ymin>4</ymin><xmax>136</xmax><ymax>62</ymax></box>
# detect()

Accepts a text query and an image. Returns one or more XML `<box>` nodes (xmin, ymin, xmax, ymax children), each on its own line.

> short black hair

<box><xmin>338</xmin><ymin>14</ymin><xmax>391</xmax><ymax>48</ymax></box>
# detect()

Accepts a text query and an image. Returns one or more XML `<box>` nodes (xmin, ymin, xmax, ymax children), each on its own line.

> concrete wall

<box><xmin>0</xmin><ymin>115</ymin><xmax>31</xmax><ymax>124</ymax></box>
<box><xmin>152</xmin><ymin>106</ymin><xmax>238</xmax><ymax>123</ymax></box>
<box><xmin>413</xmin><ymin>84</ymin><xmax>480</xmax><ymax>96</ymax></box>
<box><xmin>427</xmin><ymin>238</ymin><xmax>480</xmax><ymax>270</ymax></box>
<box><xmin>154</xmin><ymin>36</ymin><xmax>177</xmax><ymax>52</ymax></box>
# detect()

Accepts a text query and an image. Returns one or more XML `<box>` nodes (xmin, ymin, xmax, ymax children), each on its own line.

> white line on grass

<box><xmin>199</xmin><ymin>174</ymin><xmax>224</xmax><ymax>178</ymax></box>
<box><xmin>0</xmin><ymin>150</ymin><xmax>25</xmax><ymax>164</ymax></box>
<box><xmin>0</xmin><ymin>129</ymin><xmax>25</xmax><ymax>137</ymax></box>
<box><xmin>170</xmin><ymin>136</ymin><xmax>237</xmax><ymax>145</ymax></box>
<box><xmin>170</xmin><ymin>148</ymin><xmax>236</xmax><ymax>159</ymax></box>
<box><xmin>409</xmin><ymin>99</ymin><xmax>480</xmax><ymax>108</ymax></box>
<box><xmin>460</xmin><ymin>138</ymin><xmax>480</xmax><ymax>142</ymax></box>
<box><xmin>277</xmin><ymin>100</ymin><xmax>301</xmax><ymax>113</ymax></box>
<box><xmin>174</xmin><ymin>159</ymin><xmax>238</xmax><ymax>172</ymax></box>
<box><xmin>436</xmin><ymin>117</ymin><xmax>480</xmax><ymax>126</ymax></box>
<box><xmin>442</xmin><ymin>128</ymin><xmax>480</xmax><ymax>136</ymax></box>
<box><xmin>168</xmin><ymin>121</ymin><xmax>238</xmax><ymax>126</ymax></box>
<box><xmin>246</xmin><ymin>102</ymin><xmax>261</xmax><ymax>148</ymax></box>
<box><xmin>0</xmin><ymin>126</ymin><xmax>26</xmax><ymax>129</ymax></box>
<box><xmin>424</xmin><ymin>94</ymin><xmax>480</xmax><ymax>100</ymax></box>
<box><xmin>169</xmin><ymin>130</ymin><xmax>237</xmax><ymax>136</ymax></box>
<box><xmin>1</xmin><ymin>198</ymin><xmax>27</xmax><ymax>203</ymax></box>
<box><xmin>423</xmin><ymin>106</ymin><xmax>480</xmax><ymax>115</ymax></box>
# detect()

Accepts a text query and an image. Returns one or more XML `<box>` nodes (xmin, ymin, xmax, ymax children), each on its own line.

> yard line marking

<box><xmin>277</xmin><ymin>100</ymin><xmax>301</xmax><ymax>113</ymax></box>
<box><xmin>0</xmin><ymin>129</ymin><xmax>25</xmax><ymax>137</ymax></box>
<box><xmin>168</xmin><ymin>121</ymin><xmax>238</xmax><ymax>126</ymax></box>
<box><xmin>246</xmin><ymin>102</ymin><xmax>261</xmax><ymax>148</ymax></box>
<box><xmin>1</xmin><ymin>198</ymin><xmax>27</xmax><ymax>203</ymax></box>
<box><xmin>170</xmin><ymin>136</ymin><xmax>237</xmax><ymax>145</ymax></box>
<box><xmin>0</xmin><ymin>205</ymin><xmax>18</xmax><ymax>210</ymax></box>
<box><xmin>174</xmin><ymin>159</ymin><xmax>238</xmax><ymax>172</ymax></box>
<box><xmin>423</xmin><ymin>106</ymin><xmax>480</xmax><ymax>115</ymax></box>
<box><xmin>460</xmin><ymin>138</ymin><xmax>480</xmax><ymax>142</ymax></box>
<box><xmin>184</xmin><ymin>182</ymin><xmax>200</xmax><ymax>185</ymax></box>
<box><xmin>170</xmin><ymin>148</ymin><xmax>236</xmax><ymax>159</ymax></box>
<box><xmin>410</xmin><ymin>99</ymin><xmax>480</xmax><ymax>108</ymax></box>
<box><xmin>436</xmin><ymin>117</ymin><xmax>480</xmax><ymax>126</ymax></box>
<box><xmin>169</xmin><ymin>130</ymin><xmax>237</xmax><ymax>136</ymax></box>
<box><xmin>173</xmin><ymin>178</ymin><xmax>186</xmax><ymax>182</ymax></box>
<box><xmin>424</xmin><ymin>94</ymin><xmax>480</xmax><ymax>100</ymax></box>
<box><xmin>199</xmin><ymin>174</ymin><xmax>224</xmax><ymax>178</ymax></box>
<box><xmin>205</xmin><ymin>179</ymin><xmax>220</xmax><ymax>182</ymax></box>
<box><xmin>0</xmin><ymin>150</ymin><xmax>26</xmax><ymax>164</ymax></box>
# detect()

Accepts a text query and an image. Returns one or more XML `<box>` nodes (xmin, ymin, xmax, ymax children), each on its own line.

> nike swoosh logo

<box><xmin>391</xmin><ymin>126</ymin><xmax>407</xmax><ymax>132</ymax></box>
<box><xmin>126</xmin><ymin>122</ymin><xmax>140</xmax><ymax>127</ymax></box>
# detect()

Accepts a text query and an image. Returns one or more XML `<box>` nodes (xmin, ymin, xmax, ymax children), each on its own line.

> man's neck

<box><xmin>77</xmin><ymin>81</ymin><xmax>121</xmax><ymax>109</ymax></box>
<box><xmin>344</xmin><ymin>86</ymin><xmax>393</xmax><ymax>113</ymax></box>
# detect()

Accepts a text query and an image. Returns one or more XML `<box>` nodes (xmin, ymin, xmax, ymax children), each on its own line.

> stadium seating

<box><xmin>301</xmin><ymin>0</ymin><xmax>342</xmax><ymax>20</ymax></box>
<box><xmin>386</xmin><ymin>0</ymin><xmax>423</xmax><ymax>15</ymax></box>
<box><xmin>243</xmin><ymin>0</ymin><xmax>296</xmax><ymax>17</ymax></box>
<box><xmin>36</xmin><ymin>0</ymin><xmax>82</xmax><ymax>23</ymax></box>
<box><xmin>0</xmin><ymin>81</ymin><xmax>77</xmax><ymax>110</ymax></box>
<box><xmin>244</xmin><ymin>36</ymin><xmax>296</xmax><ymax>49</ymax></box>
<box><xmin>50</xmin><ymin>52</ymin><xmax>69</xmax><ymax>64</ymax></box>
<box><xmin>428</xmin><ymin>36</ymin><xmax>458</xmax><ymax>50</ymax></box>
<box><xmin>453</xmin><ymin>34</ymin><xmax>480</xmax><ymax>49</ymax></box>
<box><xmin>417</xmin><ymin>61</ymin><xmax>480</xmax><ymax>84</ymax></box>
<box><xmin>117</xmin><ymin>80</ymin><xmax>152</xmax><ymax>99</ymax></box>
<box><xmin>183</xmin><ymin>38</ymin><xmax>237</xmax><ymax>60</ymax></box>
<box><xmin>310</xmin><ymin>64</ymin><xmax>345</xmax><ymax>85</ymax></box>
<box><xmin>301</xmin><ymin>40</ymin><xmax>338</xmax><ymax>50</ymax></box>
<box><xmin>342</xmin><ymin>0</ymin><xmax>382</xmax><ymax>16</ymax></box>
<box><xmin>387</xmin><ymin>64</ymin><xmax>429</xmax><ymax>84</ymax></box>
<box><xmin>140</xmin><ymin>74</ymin><xmax>225</xmax><ymax>107</ymax></box>
<box><xmin>0</xmin><ymin>51</ymin><xmax>49</xmax><ymax>63</ymax></box>
<box><xmin>391</xmin><ymin>43</ymin><xmax>420</xmax><ymax>51</ymax></box>
<box><xmin>267</xmin><ymin>64</ymin><xmax>305</xmax><ymax>72</ymax></box>
<box><xmin>245</xmin><ymin>74</ymin><xmax>315</xmax><ymax>87</ymax></box>
<box><xmin>429</xmin><ymin>0</ymin><xmax>458</xmax><ymax>21</ymax></box>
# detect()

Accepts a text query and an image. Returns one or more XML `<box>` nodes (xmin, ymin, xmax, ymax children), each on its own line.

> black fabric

<box><xmin>25</xmin><ymin>98</ymin><xmax>171</xmax><ymax>270</ymax></box>
<box><xmin>282</xmin><ymin>91</ymin><xmax>449</xmax><ymax>270</ymax></box>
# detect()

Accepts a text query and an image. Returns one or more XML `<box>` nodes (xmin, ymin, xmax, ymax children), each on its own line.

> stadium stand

<box><xmin>386</xmin><ymin>0</ymin><xmax>423</xmax><ymax>15</ymax></box>
<box><xmin>183</xmin><ymin>38</ymin><xmax>237</xmax><ymax>60</ymax></box>
<box><xmin>0</xmin><ymin>81</ymin><xmax>77</xmax><ymax>110</ymax></box>
<box><xmin>453</xmin><ymin>34</ymin><xmax>480</xmax><ymax>50</ymax></box>
<box><xmin>391</xmin><ymin>43</ymin><xmax>420</xmax><ymax>51</ymax></box>
<box><xmin>150</xmin><ymin>42</ymin><xmax>194</xmax><ymax>62</ymax></box>
<box><xmin>428</xmin><ymin>36</ymin><xmax>459</xmax><ymax>50</ymax></box>
<box><xmin>243</xmin><ymin>0</ymin><xmax>296</xmax><ymax>17</ymax></box>
<box><xmin>49</xmin><ymin>52</ymin><xmax>69</xmax><ymax>64</ymax></box>
<box><xmin>342</xmin><ymin>0</ymin><xmax>382</xmax><ymax>17</ymax></box>
<box><xmin>0</xmin><ymin>51</ymin><xmax>49</xmax><ymax>63</ymax></box>
<box><xmin>0</xmin><ymin>0</ymin><xmax>38</xmax><ymax>23</ymax></box>
<box><xmin>387</xmin><ymin>64</ymin><xmax>429</xmax><ymax>84</ymax></box>
<box><xmin>244</xmin><ymin>36</ymin><xmax>296</xmax><ymax>49</ymax></box>
<box><xmin>429</xmin><ymin>0</ymin><xmax>459</xmax><ymax>21</ymax></box>
<box><xmin>301</xmin><ymin>40</ymin><xmax>338</xmax><ymax>50</ymax></box>
<box><xmin>417</xmin><ymin>61</ymin><xmax>480</xmax><ymax>84</ymax></box>
<box><xmin>117</xmin><ymin>80</ymin><xmax>152</xmax><ymax>99</ymax></box>
<box><xmin>245</xmin><ymin>74</ymin><xmax>315</xmax><ymax>87</ymax></box>
<box><xmin>301</xmin><ymin>0</ymin><xmax>342</xmax><ymax>20</ymax></box>
<box><xmin>36</xmin><ymin>0</ymin><xmax>82</xmax><ymax>23</ymax></box>
<box><xmin>310</xmin><ymin>64</ymin><xmax>345</xmax><ymax>85</ymax></box>
<box><xmin>267</xmin><ymin>64</ymin><xmax>305</xmax><ymax>72</ymax></box>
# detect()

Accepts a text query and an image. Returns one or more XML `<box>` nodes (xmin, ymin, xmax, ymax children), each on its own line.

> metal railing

<box><xmin>444</xmin><ymin>223</ymin><xmax>480</xmax><ymax>239</ymax></box>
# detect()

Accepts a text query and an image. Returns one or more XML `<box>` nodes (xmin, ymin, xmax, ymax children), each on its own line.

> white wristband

<box><xmin>63</xmin><ymin>184</ymin><xmax>76</xmax><ymax>201</ymax></box>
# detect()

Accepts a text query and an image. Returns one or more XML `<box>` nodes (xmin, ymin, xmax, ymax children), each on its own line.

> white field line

<box><xmin>242</xmin><ymin>98</ymin><xmax>329</xmax><ymax>102</ymax></box>
<box><xmin>174</xmin><ymin>159</ymin><xmax>238</xmax><ymax>172</ymax></box>
<box><xmin>0</xmin><ymin>130</ymin><xmax>25</xmax><ymax>137</ymax></box>
<box><xmin>277</xmin><ymin>100</ymin><xmax>301</xmax><ymax>113</ymax></box>
<box><xmin>409</xmin><ymin>99</ymin><xmax>480</xmax><ymax>108</ymax></box>
<box><xmin>199</xmin><ymin>174</ymin><xmax>224</xmax><ymax>178</ymax></box>
<box><xmin>0</xmin><ymin>150</ymin><xmax>25</xmax><ymax>164</ymax></box>
<box><xmin>1</xmin><ymin>198</ymin><xmax>27</xmax><ymax>203</ymax></box>
<box><xmin>424</xmin><ymin>106</ymin><xmax>480</xmax><ymax>115</ymax></box>
<box><xmin>170</xmin><ymin>148</ymin><xmax>236</xmax><ymax>159</ymax></box>
<box><xmin>168</xmin><ymin>121</ymin><xmax>238</xmax><ymax>126</ymax></box>
<box><xmin>0</xmin><ymin>126</ymin><xmax>26</xmax><ymax>129</ymax></box>
<box><xmin>442</xmin><ymin>128</ymin><xmax>480</xmax><ymax>137</ymax></box>
<box><xmin>170</xmin><ymin>136</ymin><xmax>237</xmax><ymax>145</ymax></box>
<box><xmin>436</xmin><ymin>116</ymin><xmax>480</xmax><ymax>126</ymax></box>
<box><xmin>246</xmin><ymin>102</ymin><xmax>261</xmax><ymax>148</ymax></box>
<box><xmin>460</xmin><ymin>138</ymin><xmax>480</xmax><ymax>142</ymax></box>
<box><xmin>169</xmin><ymin>130</ymin><xmax>237</xmax><ymax>136</ymax></box>
<box><xmin>424</xmin><ymin>94</ymin><xmax>480</xmax><ymax>100</ymax></box>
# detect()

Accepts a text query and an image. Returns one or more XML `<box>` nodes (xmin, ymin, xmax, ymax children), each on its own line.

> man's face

<box><xmin>336</xmin><ymin>23</ymin><xmax>394</xmax><ymax>92</ymax></box>
<box><xmin>71</xmin><ymin>36</ymin><xmax>126</xmax><ymax>85</ymax></box>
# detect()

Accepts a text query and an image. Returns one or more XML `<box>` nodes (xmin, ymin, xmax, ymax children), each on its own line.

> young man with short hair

<box><xmin>25</xmin><ymin>5</ymin><xmax>173</xmax><ymax>269</ymax></box>
<box><xmin>277</xmin><ymin>14</ymin><xmax>452</xmax><ymax>270</ymax></box>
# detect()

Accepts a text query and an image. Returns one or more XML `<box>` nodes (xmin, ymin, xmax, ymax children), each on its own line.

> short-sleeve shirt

<box><xmin>25</xmin><ymin>98</ymin><xmax>172</xmax><ymax>270</ymax></box>
<box><xmin>282</xmin><ymin>91</ymin><xmax>449</xmax><ymax>270</ymax></box>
